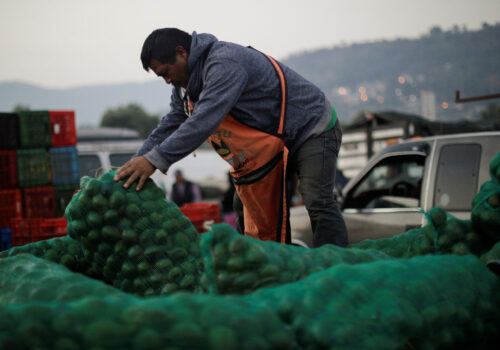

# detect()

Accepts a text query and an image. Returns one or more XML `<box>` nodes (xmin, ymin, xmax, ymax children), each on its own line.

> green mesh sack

<box><xmin>0</xmin><ymin>235</ymin><xmax>88</xmax><ymax>273</ymax></box>
<box><xmin>351</xmin><ymin>207</ymin><xmax>489</xmax><ymax>258</ymax></box>
<box><xmin>0</xmin><ymin>254</ymin><xmax>128</xmax><ymax>304</ymax></box>
<box><xmin>481</xmin><ymin>241</ymin><xmax>500</xmax><ymax>263</ymax></box>
<box><xmin>200</xmin><ymin>223</ymin><xmax>390</xmax><ymax>295</ymax></box>
<box><xmin>472</xmin><ymin>151</ymin><xmax>500</xmax><ymax>242</ymax></box>
<box><xmin>249</xmin><ymin>254</ymin><xmax>500</xmax><ymax>350</ymax></box>
<box><xmin>65</xmin><ymin>171</ymin><xmax>203</xmax><ymax>297</ymax></box>
<box><xmin>0</xmin><ymin>292</ymin><xmax>295</xmax><ymax>350</ymax></box>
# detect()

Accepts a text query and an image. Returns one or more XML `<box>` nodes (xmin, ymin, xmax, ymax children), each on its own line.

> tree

<box><xmin>13</xmin><ymin>104</ymin><xmax>30</xmax><ymax>113</ymax></box>
<box><xmin>429</xmin><ymin>26</ymin><xmax>443</xmax><ymax>37</ymax></box>
<box><xmin>100</xmin><ymin>103</ymin><xmax>160</xmax><ymax>139</ymax></box>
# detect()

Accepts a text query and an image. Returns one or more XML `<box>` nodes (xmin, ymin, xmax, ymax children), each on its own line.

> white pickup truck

<box><xmin>290</xmin><ymin>131</ymin><xmax>500</xmax><ymax>247</ymax></box>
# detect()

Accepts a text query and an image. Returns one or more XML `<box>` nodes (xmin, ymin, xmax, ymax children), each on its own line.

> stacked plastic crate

<box><xmin>0</xmin><ymin>110</ymin><xmax>78</xmax><ymax>250</ymax></box>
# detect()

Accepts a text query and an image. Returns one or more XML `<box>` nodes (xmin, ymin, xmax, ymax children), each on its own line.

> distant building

<box><xmin>420</xmin><ymin>90</ymin><xmax>437</xmax><ymax>120</ymax></box>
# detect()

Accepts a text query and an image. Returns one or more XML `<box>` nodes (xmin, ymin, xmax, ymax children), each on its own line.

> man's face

<box><xmin>150</xmin><ymin>46</ymin><xmax>189</xmax><ymax>88</ymax></box>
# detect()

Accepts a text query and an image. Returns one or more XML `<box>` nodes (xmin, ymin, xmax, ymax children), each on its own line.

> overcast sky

<box><xmin>1</xmin><ymin>0</ymin><xmax>499</xmax><ymax>88</ymax></box>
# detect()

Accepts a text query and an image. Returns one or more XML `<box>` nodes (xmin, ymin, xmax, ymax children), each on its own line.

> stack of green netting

<box><xmin>248</xmin><ymin>253</ymin><xmax>500</xmax><ymax>350</ymax></box>
<box><xmin>472</xmin><ymin>152</ymin><xmax>500</xmax><ymax>253</ymax></box>
<box><xmin>350</xmin><ymin>207</ymin><xmax>490</xmax><ymax>257</ymax></box>
<box><xmin>1</xmin><ymin>247</ymin><xmax>499</xmax><ymax>349</ymax></box>
<box><xmin>0</xmin><ymin>254</ymin><xmax>127</xmax><ymax>304</ymax></box>
<box><xmin>0</xmin><ymin>235</ymin><xmax>87</xmax><ymax>272</ymax></box>
<box><xmin>64</xmin><ymin>171</ymin><xmax>203</xmax><ymax>296</ymax></box>
<box><xmin>1</xmin><ymin>152</ymin><xmax>500</xmax><ymax>350</ymax></box>
<box><xmin>200</xmin><ymin>223</ymin><xmax>390</xmax><ymax>294</ymax></box>
<box><xmin>0</xmin><ymin>254</ymin><xmax>295</xmax><ymax>350</ymax></box>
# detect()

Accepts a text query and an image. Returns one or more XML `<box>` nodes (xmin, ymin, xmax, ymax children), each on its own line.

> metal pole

<box><xmin>455</xmin><ymin>90</ymin><xmax>500</xmax><ymax>103</ymax></box>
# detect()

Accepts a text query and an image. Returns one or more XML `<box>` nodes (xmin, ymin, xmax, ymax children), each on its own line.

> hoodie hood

<box><xmin>186</xmin><ymin>32</ymin><xmax>218</xmax><ymax>102</ymax></box>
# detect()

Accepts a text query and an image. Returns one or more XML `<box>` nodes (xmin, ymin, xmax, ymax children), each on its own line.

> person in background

<box><xmin>221</xmin><ymin>171</ymin><xmax>238</xmax><ymax>230</ymax></box>
<box><xmin>168</xmin><ymin>169</ymin><xmax>201</xmax><ymax>206</ymax></box>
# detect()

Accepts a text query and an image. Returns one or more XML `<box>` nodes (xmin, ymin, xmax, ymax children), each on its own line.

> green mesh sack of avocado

<box><xmin>351</xmin><ymin>207</ymin><xmax>491</xmax><ymax>258</ymax></box>
<box><xmin>0</xmin><ymin>254</ymin><xmax>128</xmax><ymax>304</ymax></box>
<box><xmin>65</xmin><ymin>171</ymin><xmax>203</xmax><ymax>297</ymax></box>
<box><xmin>472</xmin><ymin>151</ymin><xmax>500</xmax><ymax>244</ymax></box>
<box><xmin>0</xmin><ymin>235</ymin><xmax>89</xmax><ymax>273</ymax></box>
<box><xmin>249</xmin><ymin>254</ymin><xmax>500</xmax><ymax>350</ymax></box>
<box><xmin>0</xmin><ymin>259</ymin><xmax>295</xmax><ymax>350</ymax></box>
<box><xmin>200</xmin><ymin>223</ymin><xmax>390</xmax><ymax>295</ymax></box>
<box><xmin>0</xmin><ymin>298</ymin><xmax>295</xmax><ymax>350</ymax></box>
<box><xmin>481</xmin><ymin>241</ymin><xmax>500</xmax><ymax>262</ymax></box>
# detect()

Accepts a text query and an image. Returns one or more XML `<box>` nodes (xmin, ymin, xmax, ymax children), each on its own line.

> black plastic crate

<box><xmin>0</xmin><ymin>113</ymin><xmax>19</xmax><ymax>149</ymax></box>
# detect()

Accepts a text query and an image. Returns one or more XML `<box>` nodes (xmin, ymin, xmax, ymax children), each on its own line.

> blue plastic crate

<box><xmin>1</xmin><ymin>227</ymin><xmax>12</xmax><ymax>251</ymax></box>
<box><xmin>49</xmin><ymin>146</ymin><xmax>80</xmax><ymax>185</ymax></box>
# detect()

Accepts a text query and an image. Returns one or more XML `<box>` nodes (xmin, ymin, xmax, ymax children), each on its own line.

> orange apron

<box><xmin>189</xmin><ymin>54</ymin><xmax>289</xmax><ymax>243</ymax></box>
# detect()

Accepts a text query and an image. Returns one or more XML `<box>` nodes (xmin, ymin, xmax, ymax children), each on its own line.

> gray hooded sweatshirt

<box><xmin>138</xmin><ymin>32</ymin><xmax>332</xmax><ymax>173</ymax></box>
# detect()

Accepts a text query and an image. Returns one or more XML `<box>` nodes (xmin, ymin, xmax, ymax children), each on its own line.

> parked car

<box><xmin>290</xmin><ymin>131</ymin><xmax>500</xmax><ymax>247</ymax></box>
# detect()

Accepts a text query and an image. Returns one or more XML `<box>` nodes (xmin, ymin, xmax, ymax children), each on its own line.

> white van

<box><xmin>76</xmin><ymin>128</ymin><xmax>231</xmax><ymax>200</ymax></box>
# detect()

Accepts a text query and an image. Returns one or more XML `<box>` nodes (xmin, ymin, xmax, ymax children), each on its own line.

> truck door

<box><xmin>430</xmin><ymin>143</ymin><xmax>481</xmax><ymax>220</ymax></box>
<box><xmin>342</xmin><ymin>153</ymin><xmax>426</xmax><ymax>243</ymax></box>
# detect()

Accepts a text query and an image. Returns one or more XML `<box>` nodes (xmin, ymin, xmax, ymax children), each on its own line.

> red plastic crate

<box><xmin>10</xmin><ymin>218</ymin><xmax>33</xmax><ymax>246</ymax></box>
<box><xmin>37</xmin><ymin>217</ymin><xmax>68</xmax><ymax>240</ymax></box>
<box><xmin>0</xmin><ymin>150</ymin><xmax>18</xmax><ymax>189</ymax></box>
<box><xmin>22</xmin><ymin>186</ymin><xmax>55</xmax><ymax>218</ymax></box>
<box><xmin>11</xmin><ymin>218</ymin><xmax>64</xmax><ymax>245</ymax></box>
<box><xmin>0</xmin><ymin>189</ymin><xmax>23</xmax><ymax>227</ymax></box>
<box><xmin>50</xmin><ymin>110</ymin><xmax>77</xmax><ymax>147</ymax></box>
<box><xmin>180</xmin><ymin>202</ymin><xmax>221</xmax><ymax>233</ymax></box>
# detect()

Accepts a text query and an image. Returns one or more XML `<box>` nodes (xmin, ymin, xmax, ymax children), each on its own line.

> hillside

<box><xmin>282</xmin><ymin>23</ymin><xmax>500</xmax><ymax>122</ymax></box>
<box><xmin>0</xmin><ymin>81</ymin><xmax>172</xmax><ymax>127</ymax></box>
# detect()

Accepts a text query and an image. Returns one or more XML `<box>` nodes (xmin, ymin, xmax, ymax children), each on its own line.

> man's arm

<box><xmin>136</xmin><ymin>88</ymin><xmax>187</xmax><ymax>157</ymax></box>
<box><xmin>148</xmin><ymin>59</ymin><xmax>248</xmax><ymax>170</ymax></box>
<box><xmin>116</xmin><ymin>59</ymin><xmax>248</xmax><ymax>190</ymax></box>
<box><xmin>114</xmin><ymin>89</ymin><xmax>186</xmax><ymax>190</ymax></box>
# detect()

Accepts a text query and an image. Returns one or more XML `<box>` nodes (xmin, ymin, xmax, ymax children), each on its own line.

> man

<box><xmin>114</xmin><ymin>28</ymin><xmax>348</xmax><ymax>247</ymax></box>
<box><xmin>169</xmin><ymin>169</ymin><xmax>201</xmax><ymax>206</ymax></box>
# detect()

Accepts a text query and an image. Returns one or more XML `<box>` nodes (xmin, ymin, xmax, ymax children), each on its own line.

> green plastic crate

<box><xmin>16</xmin><ymin>149</ymin><xmax>50</xmax><ymax>187</ymax></box>
<box><xmin>53</xmin><ymin>183</ymin><xmax>78</xmax><ymax>217</ymax></box>
<box><xmin>17</xmin><ymin>111</ymin><xmax>51</xmax><ymax>148</ymax></box>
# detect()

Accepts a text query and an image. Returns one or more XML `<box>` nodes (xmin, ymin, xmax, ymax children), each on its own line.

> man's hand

<box><xmin>114</xmin><ymin>156</ymin><xmax>156</xmax><ymax>191</ymax></box>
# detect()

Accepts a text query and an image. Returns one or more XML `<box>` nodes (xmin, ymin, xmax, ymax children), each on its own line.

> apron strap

<box><xmin>263</xmin><ymin>54</ymin><xmax>287</xmax><ymax>136</ymax></box>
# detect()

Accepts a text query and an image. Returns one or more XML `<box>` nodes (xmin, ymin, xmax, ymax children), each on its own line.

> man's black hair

<box><xmin>140</xmin><ymin>28</ymin><xmax>192</xmax><ymax>71</ymax></box>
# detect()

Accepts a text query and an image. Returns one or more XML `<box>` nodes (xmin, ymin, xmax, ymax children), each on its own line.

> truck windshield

<box><xmin>345</xmin><ymin>154</ymin><xmax>425</xmax><ymax>209</ymax></box>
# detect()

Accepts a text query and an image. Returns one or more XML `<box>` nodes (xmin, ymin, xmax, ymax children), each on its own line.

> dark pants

<box><xmin>288</xmin><ymin>122</ymin><xmax>349</xmax><ymax>247</ymax></box>
<box><xmin>234</xmin><ymin>121</ymin><xmax>349</xmax><ymax>247</ymax></box>
<box><xmin>233</xmin><ymin>189</ymin><xmax>245</xmax><ymax>234</ymax></box>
